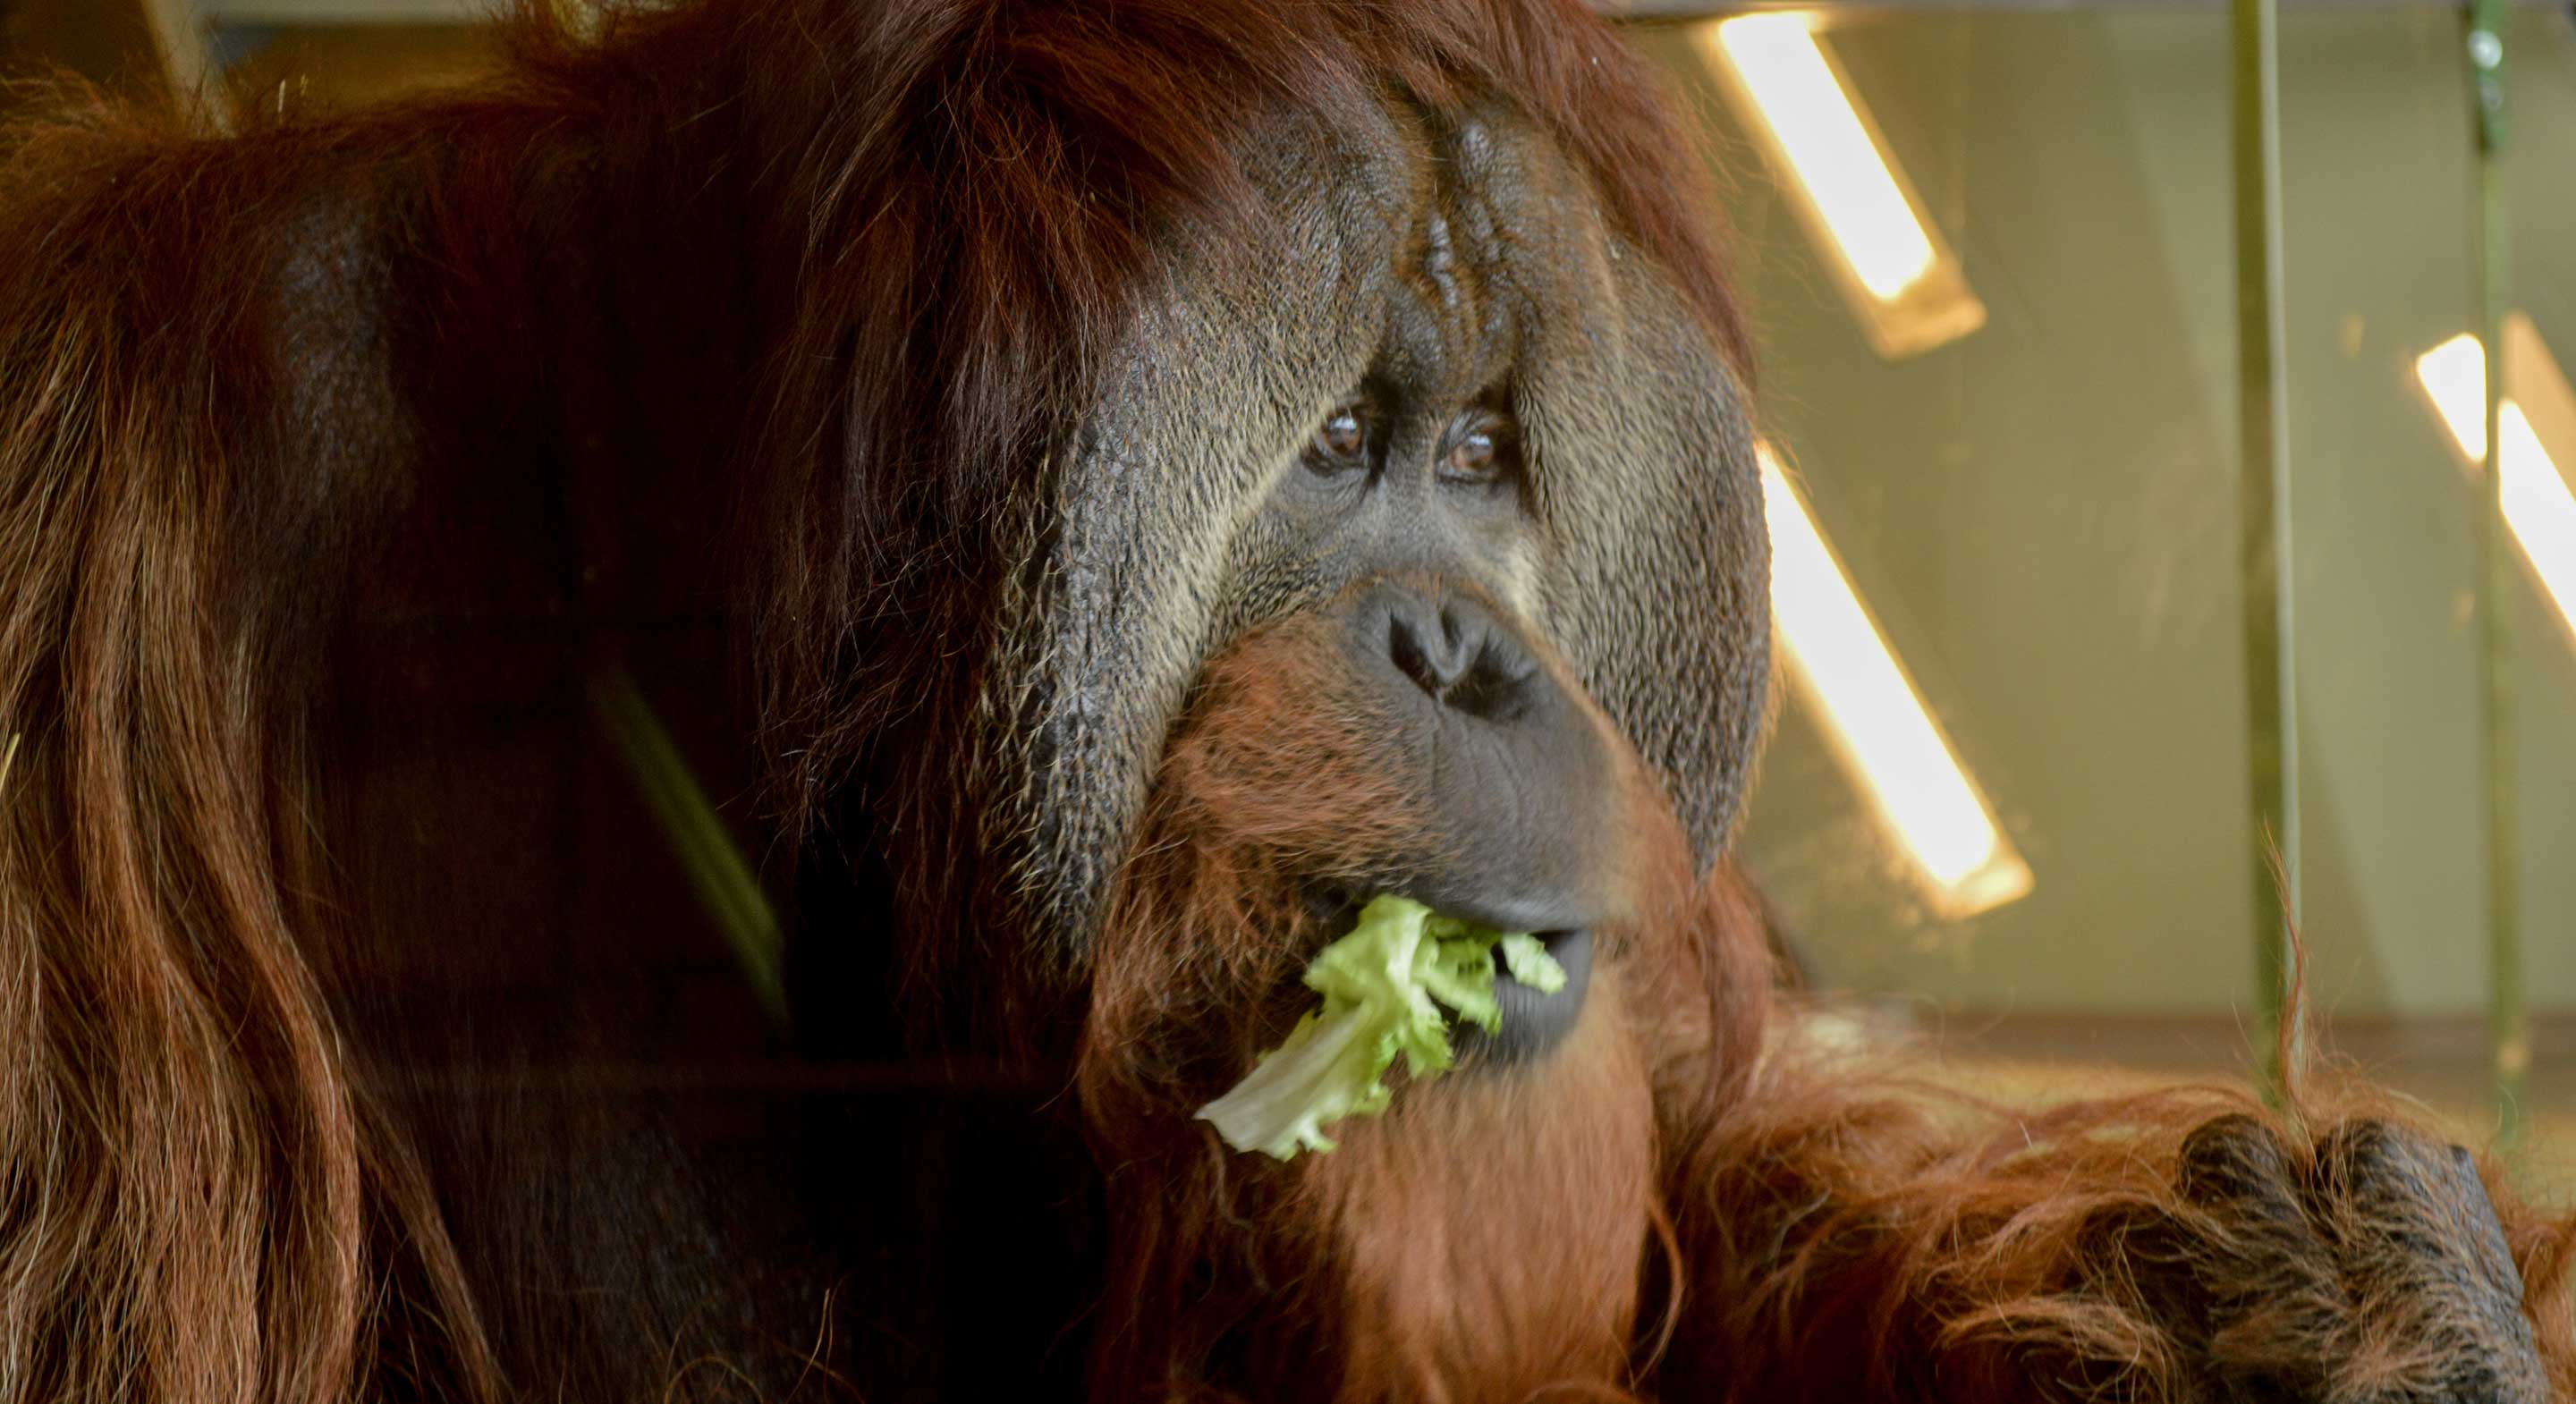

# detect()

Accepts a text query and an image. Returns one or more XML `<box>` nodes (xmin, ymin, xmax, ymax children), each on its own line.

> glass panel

<box><xmin>1635</xmin><ymin>8</ymin><xmax>2576</xmax><ymax>1166</ymax></box>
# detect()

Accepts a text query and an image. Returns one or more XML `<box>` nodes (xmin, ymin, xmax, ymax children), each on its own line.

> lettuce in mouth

<box><xmin>1194</xmin><ymin>894</ymin><xmax>1568</xmax><ymax>1161</ymax></box>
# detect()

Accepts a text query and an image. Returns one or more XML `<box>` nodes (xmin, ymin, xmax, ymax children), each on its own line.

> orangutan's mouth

<box><xmin>1468</xmin><ymin>926</ymin><xmax>1592</xmax><ymax>1064</ymax></box>
<box><xmin>1297</xmin><ymin>884</ymin><xmax>1597</xmax><ymax>1064</ymax></box>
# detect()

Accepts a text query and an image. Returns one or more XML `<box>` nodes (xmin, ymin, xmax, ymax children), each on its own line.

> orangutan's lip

<box><xmin>1463</xmin><ymin>926</ymin><xmax>1592</xmax><ymax>1066</ymax></box>
<box><xmin>1403</xmin><ymin>890</ymin><xmax>1597</xmax><ymax>939</ymax></box>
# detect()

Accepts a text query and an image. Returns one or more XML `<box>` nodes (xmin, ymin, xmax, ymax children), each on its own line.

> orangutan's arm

<box><xmin>1648</xmin><ymin>1045</ymin><xmax>2574</xmax><ymax>1403</ymax></box>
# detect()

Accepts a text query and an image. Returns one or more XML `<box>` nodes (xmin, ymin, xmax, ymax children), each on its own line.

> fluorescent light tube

<box><xmin>1761</xmin><ymin>446</ymin><xmax>2032</xmax><ymax>916</ymax></box>
<box><xmin>2415</xmin><ymin>325</ymin><xmax>2576</xmax><ymax>635</ymax></box>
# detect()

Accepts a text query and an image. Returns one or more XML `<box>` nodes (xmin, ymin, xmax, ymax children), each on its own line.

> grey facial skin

<box><xmin>976</xmin><ymin>97</ymin><xmax>1772</xmax><ymax>988</ymax></box>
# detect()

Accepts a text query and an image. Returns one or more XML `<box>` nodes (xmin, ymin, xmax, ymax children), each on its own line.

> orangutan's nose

<box><xmin>1376</xmin><ymin>588</ymin><xmax>1542</xmax><ymax>724</ymax></box>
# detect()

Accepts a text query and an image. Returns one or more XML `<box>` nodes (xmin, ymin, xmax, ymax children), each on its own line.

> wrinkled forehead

<box><xmin>1201</xmin><ymin>97</ymin><xmax>1660</xmax><ymax>410</ymax></box>
<box><xmin>1073</xmin><ymin>92</ymin><xmax>1750</xmax><ymax>536</ymax></box>
<box><xmin>1297</xmin><ymin>102</ymin><xmax>1600</xmax><ymax>393</ymax></box>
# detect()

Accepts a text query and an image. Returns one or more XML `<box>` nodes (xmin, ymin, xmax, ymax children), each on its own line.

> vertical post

<box><xmin>140</xmin><ymin>0</ymin><xmax>224</xmax><ymax>122</ymax></box>
<box><xmin>2464</xmin><ymin>0</ymin><xmax>2524</xmax><ymax>1147</ymax></box>
<box><xmin>2233</xmin><ymin>0</ymin><xmax>2302</xmax><ymax>1101</ymax></box>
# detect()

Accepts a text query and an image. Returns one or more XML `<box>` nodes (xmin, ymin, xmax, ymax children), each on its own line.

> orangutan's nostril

<box><xmin>1443</xmin><ymin>643</ymin><xmax>1532</xmax><ymax>723</ymax></box>
<box><xmin>1389</xmin><ymin>611</ymin><xmax>1442</xmax><ymax>699</ymax></box>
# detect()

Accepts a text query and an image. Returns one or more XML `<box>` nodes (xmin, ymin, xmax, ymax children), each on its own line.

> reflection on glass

<box><xmin>2414</xmin><ymin>324</ymin><xmax>2576</xmax><ymax>637</ymax></box>
<box><xmin>1711</xmin><ymin>14</ymin><xmax>1930</xmax><ymax>298</ymax></box>
<box><xmin>1761</xmin><ymin>446</ymin><xmax>2034</xmax><ymax>916</ymax></box>
<box><xmin>1695</xmin><ymin>14</ymin><xmax>1986</xmax><ymax>359</ymax></box>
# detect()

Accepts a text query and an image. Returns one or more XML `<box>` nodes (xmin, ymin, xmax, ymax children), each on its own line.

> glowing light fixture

<box><xmin>2413</xmin><ymin>317</ymin><xmax>2576</xmax><ymax>638</ymax></box>
<box><xmin>1760</xmin><ymin>446</ymin><xmax>2032</xmax><ymax>916</ymax></box>
<box><xmin>1699</xmin><ymin>15</ymin><xmax>1985</xmax><ymax>359</ymax></box>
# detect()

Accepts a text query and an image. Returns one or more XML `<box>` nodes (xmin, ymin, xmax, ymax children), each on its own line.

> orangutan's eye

<box><xmin>1439</xmin><ymin>420</ymin><xmax>1515</xmax><ymax>486</ymax></box>
<box><xmin>1309</xmin><ymin>410</ymin><xmax>1370</xmax><ymax>466</ymax></box>
<box><xmin>1310</xmin><ymin>406</ymin><xmax>1368</xmax><ymax>470</ymax></box>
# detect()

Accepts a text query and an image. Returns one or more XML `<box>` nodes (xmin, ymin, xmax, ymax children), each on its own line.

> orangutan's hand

<box><xmin>2149</xmin><ymin>1113</ymin><xmax>2548</xmax><ymax>1403</ymax></box>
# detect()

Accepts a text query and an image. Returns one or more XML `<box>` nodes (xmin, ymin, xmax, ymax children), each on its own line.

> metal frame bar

<box><xmin>141</xmin><ymin>0</ymin><xmax>222</xmax><ymax>109</ymax></box>
<box><xmin>2464</xmin><ymin>0</ymin><xmax>2527</xmax><ymax>1146</ymax></box>
<box><xmin>2233</xmin><ymin>0</ymin><xmax>2303</xmax><ymax>1103</ymax></box>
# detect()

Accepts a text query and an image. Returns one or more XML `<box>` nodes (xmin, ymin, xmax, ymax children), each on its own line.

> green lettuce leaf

<box><xmin>1194</xmin><ymin>894</ymin><xmax>1568</xmax><ymax>1160</ymax></box>
<box><xmin>1496</xmin><ymin>931</ymin><xmax>1568</xmax><ymax>994</ymax></box>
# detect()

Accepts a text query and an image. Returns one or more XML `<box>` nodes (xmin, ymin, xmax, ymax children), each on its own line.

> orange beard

<box><xmin>1288</xmin><ymin>977</ymin><xmax>1658</xmax><ymax>1398</ymax></box>
<box><xmin>1074</xmin><ymin>609</ymin><xmax>1740</xmax><ymax>1402</ymax></box>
